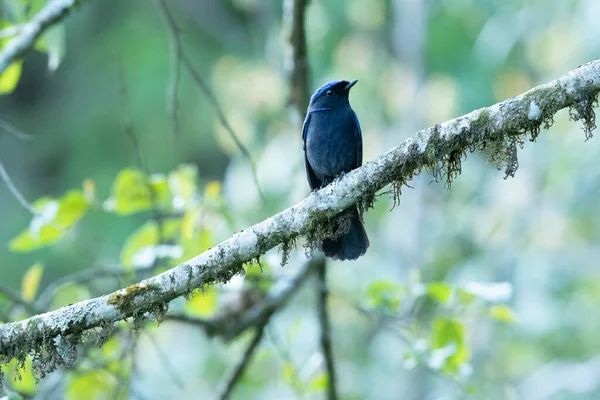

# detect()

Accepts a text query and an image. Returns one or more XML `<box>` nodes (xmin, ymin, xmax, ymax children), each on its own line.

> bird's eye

<box><xmin>326</xmin><ymin>89</ymin><xmax>334</xmax><ymax>96</ymax></box>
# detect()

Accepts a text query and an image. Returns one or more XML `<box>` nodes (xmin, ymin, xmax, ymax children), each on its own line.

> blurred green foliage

<box><xmin>1</xmin><ymin>0</ymin><xmax>600</xmax><ymax>399</ymax></box>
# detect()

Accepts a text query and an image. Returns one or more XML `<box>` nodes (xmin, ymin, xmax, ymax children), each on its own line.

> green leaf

<box><xmin>0</xmin><ymin>61</ymin><xmax>22</xmax><ymax>94</ymax></box>
<box><xmin>1</xmin><ymin>357</ymin><xmax>36</xmax><ymax>395</ymax></box>
<box><xmin>35</xmin><ymin>23</ymin><xmax>66</xmax><ymax>72</ymax></box>
<box><xmin>426</xmin><ymin>282</ymin><xmax>453</xmax><ymax>304</ymax></box>
<box><xmin>309</xmin><ymin>372</ymin><xmax>328</xmax><ymax>391</ymax></box>
<box><xmin>456</xmin><ymin>289</ymin><xmax>477</xmax><ymax>305</ymax></box>
<box><xmin>120</xmin><ymin>220</ymin><xmax>182</xmax><ymax>269</ymax></box>
<box><xmin>66</xmin><ymin>370</ymin><xmax>117</xmax><ymax>400</ymax></box>
<box><xmin>120</xmin><ymin>222</ymin><xmax>159</xmax><ymax>268</ymax></box>
<box><xmin>430</xmin><ymin>318</ymin><xmax>468</xmax><ymax>374</ymax></box>
<box><xmin>51</xmin><ymin>283</ymin><xmax>91</xmax><ymax>310</ymax></box>
<box><xmin>100</xmin><ymin>335</ymin><xmax>128</xmax><ymax>376</ymax></box>
<box><xmin>282</xmin><ymin>362</ymin><xmax>297</xmax><ymax>385</ymax></box>
<box><xmin>204</xmin><ymin>180</ymin><xmax>222</xmax><ymax>202</ymax></box>
<box><xmin>21</xmin><ymin>263</ymin><xmax>43</xmax><ymax>302</ymax></box>
<box><xmin>168</xmin><ymin>164</ymin><xmax>198</xmax><ymax>209</ymax></box>
<box><xmin>9</xmin><ymin>224</ymin><xmax>61</xmax><ymax>252</ymax></box>
<box><xmin>54</xmin><ymin>191</ymin><xmax>89</xmax><ymax>226</ymax></box>
<box><xmin>186</xmin><ymin>287</ymin><xmax>217</xmax><ymax>317</ymax></box>
<box><xmin>488</xmin><ymin>305</ymin><xmax>517</xmax><ymax>323</ymax></box>
<box><xmin>244</xmin><ymin>260</ymin><xmax>272</xmax><ymax>292</ymax></box>
<box><xmin>462</xmin><ymin>282</ymin><xmax>512</xmax><ymax>303</ymax></box>
<box><xmin>9</xmin><ymin>190</ymin><xmax>89</xmax><ymax>253</ymax></box>
<box><xmin>25</xmin><ymin>0</ymin><xmax>47</xmax><ymax>17</ymax></box>
<box><xmin>104</xmin><ymin>169</ymin><xmax>171</xmax><ymax>215</ymax></box>
<box><xmin>366</xmin><ymin>280</ymin><xmax>405</xmax><ymax>313</ymax></box>
<box><xmin>181</xmin><ymin>209</ymin><xmax>213</xmax><ymax>259</ymax></box>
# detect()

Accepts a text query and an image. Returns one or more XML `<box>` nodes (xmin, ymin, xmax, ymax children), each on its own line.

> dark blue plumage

<box><xmin>302</xmin><ymin>79</ymin><xmax>369</xmax><ymax>261</ymax></box>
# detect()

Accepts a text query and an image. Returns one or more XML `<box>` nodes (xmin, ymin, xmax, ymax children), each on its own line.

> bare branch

<box><xmin>116</xmin><ymin>63</ymin><xmax>149</xmax><ymax>175</ymax></box>
<box><xmin>35</xmin><ymin>265</ymin><xmax>147</xmax><ymax>311</ymax></box>
<box><xmin>0</xmin><ymin>0</ymin><xmax>82</xmax><ymax>75</ymax></box>
<box><xmin>155</xmin><ymin>0</ymin><xmax>182</xmax><ymax>137</ymax></box>
<box><xmin>316</xmin><ymin>257</ymin><xmax>337</xmax><ymax>399</ymax></box>
<box><xmin>166</xmin><ymin>257</ymin><xmax>318</xmax><ymax>340</ymax></box>
<box><xmin>1</xmin><ymin>60</ymin><xmax>599</xmax><ymax>381</ymax></box>
<box><xmin>153</xmin><ymin>1</ymin><xmax>266</xmax><ymax>201</ymax></box>
<box><xmin>0</xmin><ymin>120</ymin><xmax>34</xmax><ymax>141</ymax></box>
<box><xmin>116</xmin><ymin>61</ymin><xmax>166</xmax><ymax>249</ymax></box>
<box><xmin>0</xmin><ymin>154</ymin><xmax>38</xmax><ymax>215</ymax></box>
<box><xmin>283</xmin><ymin>0</ymin><xmax>311</xmax><ymax>119</ymax></box>
<box><xmin>146</xmin><ymin>333</ymin><xmax>186</xmax><ymax>390</ymax></box>
<box><xmin>217</xmin><ymin>322</ymin><xmax>266</xmax><ymax>400</ymax></box>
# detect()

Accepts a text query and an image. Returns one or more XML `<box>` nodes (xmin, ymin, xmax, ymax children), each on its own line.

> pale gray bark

<box><xmin>0</xmin><ymin>50</ymin><xmax>599</xmax><ymax>389</ymax></box>
<box><xmin>0</xmin><ymin>0</ymin><xmax>79</xmax><ymax>75</ymax></box>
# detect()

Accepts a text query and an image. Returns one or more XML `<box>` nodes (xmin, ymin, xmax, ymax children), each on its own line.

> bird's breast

<box><xmin>305</xmin><ymin>111</ymin><xmax>359</xmax><ymax>179</ymax></box>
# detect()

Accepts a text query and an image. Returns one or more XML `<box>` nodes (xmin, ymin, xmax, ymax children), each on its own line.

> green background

<box><xmin>1</xmin><ymin>0</ymin><xmax>600</xmax><ymax>398</ymax></box>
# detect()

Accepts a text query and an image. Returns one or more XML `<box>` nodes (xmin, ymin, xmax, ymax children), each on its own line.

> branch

<box><xmin>0</xmin><ymin>0</ymin><xmax>82</xmax><ymax>75</ymax></box>
<box><xmin>217</xmin><ymin>322</ymin><xmax>266</xmax><ymax>400</ymax></box>
<box><xmin>35</xmin><ymin>265</ymin><xmax>147</xmax><ymax>311</ymax></box>
<box><xmin>0</xmin><ymin>154</ymin><xmax>38</xmax><ymax>215</ymax></box>
<box><xmin>1</xmin><ymin>60</ymin><xmax>600</xmax><ymax>382</ymax></box>
<box><xmin>116</xmin><ymin>63</ymin><xmax>149</xmax><ymax>175</ymax></box>
<box><xmin>146</xmin><ymin>333</ymin><xmax>186</xmax><ymax>390</ymax></box>
<box><xmin>154</xmin><ymin>0</ymin><xmax>182</xmax><ymax>137</ymax></box>
<box><xmin>116</xmin><ymin>61</ymin><xmax>166</xmax><ymax>249</ymax></box>
<box><xmin>0</xmin><ymin>120</ymin><xmax>34</xmax><ymax>141</ymax></box>
<box><xmin>166</xmin><ymin>256</ymin><xmax>318</xmax><ymax>340</ymax></box>
<box><xmin>153</xmin><ymin>1</ymin><xmax>266</xmax><ymax>201</ymax></box>
<box><xmin>316</xmin><ymin>258</ymin><xmax>337</xmax><ymax>399</ymax></box>
<box><xmin>283</xmin><ymin>0</ymin><xmax>310</xmax><ymax>119</ymax></box>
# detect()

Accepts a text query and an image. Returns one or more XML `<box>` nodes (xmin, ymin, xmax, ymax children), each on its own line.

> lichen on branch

<box><xmin>1</xmin><ymin>59</ymin><xmax>599</xmax><ymax>388</ymax></box>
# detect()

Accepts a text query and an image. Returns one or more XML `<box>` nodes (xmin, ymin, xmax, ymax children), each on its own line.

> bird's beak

<box><xmin>344</xmin><ymin>79</ymin><xmax>358</xmax><ymax>91</ymax></box>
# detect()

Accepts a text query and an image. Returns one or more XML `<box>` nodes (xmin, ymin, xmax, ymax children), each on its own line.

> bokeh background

<box><xmin>1</xmin><ymin>0</ymin><xmax>600</xmax><ymax>399</ymax></box>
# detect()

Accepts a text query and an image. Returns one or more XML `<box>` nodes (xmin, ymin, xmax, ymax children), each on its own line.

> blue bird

<box><xmin>302</xmin><ymin>79</ymin><xmax>370</xmax><ymax>261</ymax></box>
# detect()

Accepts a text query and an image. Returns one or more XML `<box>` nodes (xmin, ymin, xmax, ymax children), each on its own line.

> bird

<box><xmin>302</xmin><ymin>79</ymin><xmax>370</xmax><ymax>261</ymax></box>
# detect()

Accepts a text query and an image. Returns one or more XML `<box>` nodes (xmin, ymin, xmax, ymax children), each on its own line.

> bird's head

<box><xmin>308</xmin><ymin>79</ymin><xmax>358</xmax><ymax>111</ymax></box>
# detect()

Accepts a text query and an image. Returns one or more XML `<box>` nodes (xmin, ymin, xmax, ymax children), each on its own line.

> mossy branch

<box><xmin>0</xmin><ymin>0</ymin><xmax>84</xmax><ymax>75</ymax></box>
<box><xmin>1</xmin><ymin>59</ymin><xmax>600</xmax><ymax>386</ymax></box>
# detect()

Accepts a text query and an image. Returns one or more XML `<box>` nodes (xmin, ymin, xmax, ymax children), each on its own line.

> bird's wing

<box><xmin>353</xmin><ymin>111</ymin><xmax>363</xmax><ymax>168</ymax></box>
<box><xmin>302</xmin><ymin>112</ymin><xmax>311</xmax><ymax>150</ymax></box>
<box><xmin>302</xmin><ymin>112</ymin><xmax>322</xmax><ymax>190</ymax></box>
<box><xmin>305</xmin><ymin>153</ymin><xmax>321</xmax><ymax>190</ymax></box>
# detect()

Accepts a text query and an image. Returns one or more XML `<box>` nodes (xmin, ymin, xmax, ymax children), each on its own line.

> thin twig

<box><xmin>166</xmin><ymin>257</ymin><xmax>319</xmax><ymax>340</ymax></box>
<box><xmin>181</xmin><ymin>53</ymin><xmax>266</xmax><ymax>203</ymax></box>
<box><xmin>128</xmin><ymin>333</ymin><xmax>140</xmax><ymax>399</ymax></box>
<box><xmin>35</xmin><ymin>265</ymin><xmax>130</xmax><ymax>310</ymax></box>
<box><xmin>2</xmin><ymin>59</ymin><xmax>600</xmax><ymax>371</ymax></box>
<box><xmin>0</xmin><ymin>120</ymin><xmax>34</xmax><ymax>141</ymax></box>
<box><xmin>162</xmin><ymin>313</ymin><xmax>220</xmax><ymax>334</ymax></box>
<box><xmin>217</xmin><ymin>321</ymin><xmax>267</xmax><ymax>400</ymax></box>
<box><xmin>116</xmin><ymin>63</ymin><xmax>149</xmax><ymax>174</ymax></box>
<box><xmin>153</xmin><ymin>1</ymin><xmax>266</xmax><ymax>202</ymax></box>
<box><xmin>0</xmin><ymin>154</ymin><xmax>38</xmax><ymax>215</ymax></box>
<box><xmin>316</xmin><ymin>257</ymin><xmax>337</xmax><ymax>399</ymax></box>
<box><xmin>155</xmin><ymin>0</ymin><xmax>181</xmax><ymax>137</ymax></box>
<box><xmin>116</xmin><ymin>61</ymin><xmax>165</xmax><ymax>249</ymax></box>
<box><xmin>146</xmin><ymin>333</ymin><xmax>186</xmax><ymax>390</ymax></box>
<box><xmin>264</xmin><ymin>326</ymin><xmax>304</xmax><ymax>398</ymax></box>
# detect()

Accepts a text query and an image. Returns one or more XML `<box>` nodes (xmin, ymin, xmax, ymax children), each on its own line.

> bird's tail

<box><xmin>320</xmin><ymin>207</ymin><xmax>369</xmax><ymax>261</ymax></box>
